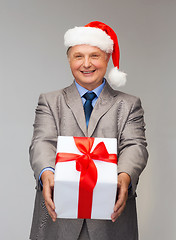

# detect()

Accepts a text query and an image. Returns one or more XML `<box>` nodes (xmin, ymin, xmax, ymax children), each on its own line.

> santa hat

<box><xmin>64</xmin><ymin>21</ymin><xmax>127</xmax><ymax>88</ymax></box>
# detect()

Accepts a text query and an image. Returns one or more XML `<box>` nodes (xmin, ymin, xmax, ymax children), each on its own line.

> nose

<box><xmin>83</xmin><ymin>56</ymin><xmax>91</xmax><ymax>68</ymax></box>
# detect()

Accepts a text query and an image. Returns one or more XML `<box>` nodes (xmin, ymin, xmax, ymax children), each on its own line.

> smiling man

<box><xmin>29</xmin><ymin>21</ymin><xmax>148</xmax><ymax>240</ymax></box>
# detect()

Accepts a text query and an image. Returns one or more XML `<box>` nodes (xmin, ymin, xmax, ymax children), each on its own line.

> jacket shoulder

<box><xmin>38</xmin><ymin>84</ymin><xmax>73</xmax><ymax>105</ymax></box>
<box><xmin>114</xmin><ymin>89</ymin><xmax>141</xmax><ymax>104</ymax></box>
<box><xmin>106</xmin><ymin>82</ymin><xmax>140</xmax><ymax>103</ymax></box>
<box><xmin>40</xmin><ymin>88</ymin><xmax>64</xmax><ymax>99</ymax></box>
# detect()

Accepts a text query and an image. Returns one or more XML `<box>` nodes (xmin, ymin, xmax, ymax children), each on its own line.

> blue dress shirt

<box><xmin>74</xmin><ymin>78</ymin><xmax>105</xmax><ymax>107</ymax></box>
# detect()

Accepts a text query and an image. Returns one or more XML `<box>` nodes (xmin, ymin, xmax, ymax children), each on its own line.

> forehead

<box><xmin>68</xmin><ymin>44</ymin><xmax>106</xmax><ymax>55</ymax></box>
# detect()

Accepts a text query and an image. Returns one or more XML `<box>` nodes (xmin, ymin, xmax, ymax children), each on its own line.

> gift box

<box><xmin>54</xmin><ymin>136</ymin><xmax>118</xmax><ymax>219</ymax></box>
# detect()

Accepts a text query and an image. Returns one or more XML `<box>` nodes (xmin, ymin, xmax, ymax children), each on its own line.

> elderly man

<box><xmin>29</xmin><ymin>21</ymin><xmax>148</xmax><ymax>240</ymax></box>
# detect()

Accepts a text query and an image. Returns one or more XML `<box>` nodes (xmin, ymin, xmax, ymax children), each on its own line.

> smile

<box><xmin>81</xmin><ymin>70</ymin><xmax>96</xmax><ymax>74</ymax></box>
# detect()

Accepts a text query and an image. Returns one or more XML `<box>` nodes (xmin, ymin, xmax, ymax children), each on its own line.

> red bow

<box><xmin>55</xmin><ymin>137</ymin><xmax>117</xmax><ymax>219</ymax></box>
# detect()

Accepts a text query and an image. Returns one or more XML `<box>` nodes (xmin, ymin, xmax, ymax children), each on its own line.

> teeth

<box><xmin>82</xmin><ymin>70</ymin><xmax>95</xmax><ymax>73</ymax></box>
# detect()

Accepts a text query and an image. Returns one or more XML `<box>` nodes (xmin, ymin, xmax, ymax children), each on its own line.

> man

<box><xmin>29</xmin><ymin>21</ymin><xmax>148</xmax><ymax>240</ymax></box>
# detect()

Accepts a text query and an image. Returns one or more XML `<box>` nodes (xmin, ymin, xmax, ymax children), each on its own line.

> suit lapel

<box><xmin>63</xmin><ymin>81</ymin><xmax>119</xmax><ymax>137</ymax></box>
<box><xmin>88</xmin><ymin>82</ymin><xmax>118</xmax><ymax>137</ymax></box>
<box><xmin>63</xmin><ymin>82</ymin><xmax>87</xmax><ymax>136</ymax></box>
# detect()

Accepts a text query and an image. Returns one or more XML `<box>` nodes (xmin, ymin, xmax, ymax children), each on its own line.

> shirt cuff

<box><xmin>39</xmin><ymin>167</ymin><xmax>55</xmax><ymax>187</ymax></box>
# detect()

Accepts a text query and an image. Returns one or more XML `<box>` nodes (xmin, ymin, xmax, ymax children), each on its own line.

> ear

<box><xmin>67</xmin><ymin>47</ymin><xmax>72</xmax><ymax>60</ymax></box>
<box><xmin>106</xmin><ymin>53</ymin><xmax>111</xmax><ymax>62</ymax></box>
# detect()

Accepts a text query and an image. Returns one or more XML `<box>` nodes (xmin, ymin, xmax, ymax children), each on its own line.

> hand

<box><xmin>41</xmin><ymin>170</ymin><xmax>57</xmax><ymax>222</ymax></box>
<box><xmin>111</xmin><ymin>172</ymin><xmax>131</xmax><ymax>222</ymax></box>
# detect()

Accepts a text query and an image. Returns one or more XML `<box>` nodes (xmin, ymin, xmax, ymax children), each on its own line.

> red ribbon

<box><xmin>55</xmin><ymin>137</ymin><xmax>117</xmax><ymax>219</ymax></box>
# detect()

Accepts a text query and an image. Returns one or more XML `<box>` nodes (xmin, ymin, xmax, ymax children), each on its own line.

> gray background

<box><xmin>1</xmin><ymin>0</ymin><xmax>176</xmax><ymax>239</ymax></box>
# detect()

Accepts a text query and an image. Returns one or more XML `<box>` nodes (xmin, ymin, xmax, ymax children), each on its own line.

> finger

<box><xmin>45</xmin><ymin>201</ymin><xmax>57</xmax><ymax>221</ymax></box>
<box><xmin>44</xmin><ymin>186</ymin><xmax>55</xmax><ymax>208</ymax></box>
<box><xmin>111</xmin><ymin>201</ymin><xmax>126</xmax><ymax>222</ymax></box>
<box><xmin>112</xmin><ymin>200</ymin><xmax>126</xmax><ymax>217</ymax></box>
<box><xmin>113</xmin><ymin>194</ymin><xmax>123</xmax><ymax>212</ymax></box>
<box><xmin>113</xmin><ymin>188</ymin><xmax>126</xmax><ymax>212</ymax></box>
<box><xmin>44</xmin><ymin>187</ymin><xmax>57</xmax><ymax>221</ymax></box>
<box><xmin>43</xmin><ymin>181</ymin><xmax>57</xmax><ymax>221</ymax></box>
<box><xmin>112</xmin><ymin>199</ymin><xmax>126</xmax><ymax>216</ymax></box>
<box><xmin>43</xmin><ymin>178</ymin><xmax>55</xmax><ymax>204</ymax></box>
<box><xmin>45</xmin><ymin>196</ymin><xmax>55</xmax><ymax>211</ymax></box>
<box><xmin>111</xmin><ymin>212</ymin><xmax>120</xmax><ymax>222</ymax></box>
<box><xmin>112</xmin><ymin>191</ymin><xmax>128</xmax><ymax>222</ymax></box>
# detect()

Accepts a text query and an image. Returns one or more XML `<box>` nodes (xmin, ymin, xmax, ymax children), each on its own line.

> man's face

<box><xmin>68</xmin><ymin>45</ymin><xmax>110</xmax><ymax>91</ymax></box>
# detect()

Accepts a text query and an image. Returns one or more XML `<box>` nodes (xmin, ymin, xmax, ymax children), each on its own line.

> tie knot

<box><xmin>83</xmin><ymin>92</ymin><xmax>96</xmax><ymax>101</ymax></box>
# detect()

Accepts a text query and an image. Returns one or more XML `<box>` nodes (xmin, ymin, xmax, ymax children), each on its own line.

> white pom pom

<box><xmin>108</xmin><ymin>67</ymin><xmax>127</xmax><ymax>89</ymax></box>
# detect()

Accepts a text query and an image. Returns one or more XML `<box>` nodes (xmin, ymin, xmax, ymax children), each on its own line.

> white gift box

<box><xmin>54</xmin><ymin>136</ymin><xmax>118</xmax><ymax>219</ymax></box>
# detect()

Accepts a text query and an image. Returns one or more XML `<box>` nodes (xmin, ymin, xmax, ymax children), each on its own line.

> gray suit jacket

<box><xmin>29</xmin><ymin>81</ymin><xmax>148</xmax><ymax>240</ymax></box>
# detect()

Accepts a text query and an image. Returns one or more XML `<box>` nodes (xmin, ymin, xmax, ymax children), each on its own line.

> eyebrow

<box><xmin>72</xmin><ymin>51</ymin><xmax>100</xmax><ymax>56</ymax></box>
<box><xmin>73</xmin><ymin>52</ymin><xmax>83</xmax><ymax>55</ymax></box>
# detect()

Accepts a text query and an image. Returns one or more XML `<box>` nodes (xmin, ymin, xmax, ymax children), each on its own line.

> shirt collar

<box><xmin>75</xmin><ymin>79</ymin><xmax>105</xmax><ymax>97</ymax></box>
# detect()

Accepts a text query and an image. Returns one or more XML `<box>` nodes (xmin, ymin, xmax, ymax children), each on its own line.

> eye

<box><xmin>91</xmin><ymin>54</ymin><xmax>99</xmax><ymax>59</ymax></box>
<box><xmin>75</xmin><ymin>55</ymin><xmax>82</xmax><ymax>59</ymax></box>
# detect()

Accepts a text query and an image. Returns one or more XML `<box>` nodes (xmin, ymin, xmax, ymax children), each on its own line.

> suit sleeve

<box><xmin>118</xmin><ymin>97</ymin><xmax>148</xmax><ymax>195</ymax></box>
<box><xmin>29</xmin><ymin>93</ymin><xmax>58</xmax><ymax>190</ymax></box>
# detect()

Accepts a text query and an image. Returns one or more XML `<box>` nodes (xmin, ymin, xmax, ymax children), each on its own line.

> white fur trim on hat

<box><xmin>108</xmin><ymin>67</ymin><xmax>127</xmax><ymax>89</ymax></box>
<box><xmin>64</xmin><ymin>27</ymin><xmax>114</xmax><ymax>53</ymax></box>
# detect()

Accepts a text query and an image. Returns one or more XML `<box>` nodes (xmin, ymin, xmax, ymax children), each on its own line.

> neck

<box><xmin>75</xmin><ymin>79</ymin><xmax>104</xmax><ymax>91</ymax></box>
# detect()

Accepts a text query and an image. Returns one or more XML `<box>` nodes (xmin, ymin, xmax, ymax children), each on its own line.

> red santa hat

<box><xmin>64</xmin><ymin>21</ymin><xmax>127</xmax><ymax>88</ymax></box>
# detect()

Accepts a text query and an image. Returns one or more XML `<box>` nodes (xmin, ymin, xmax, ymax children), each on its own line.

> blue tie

<box><xmin>83</xmin><ymin>92</ymin><xmax>96</xmax><ymax>127</ymax></box>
